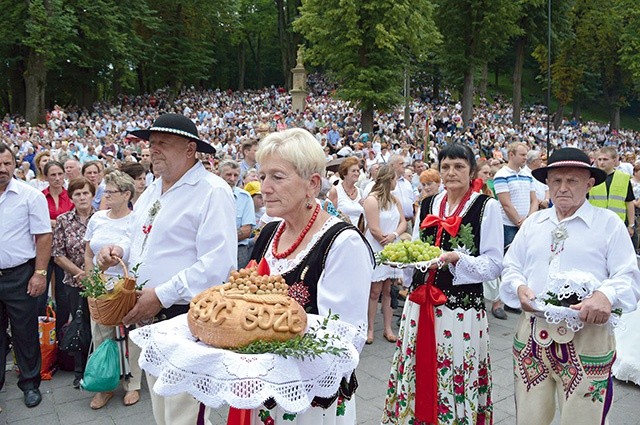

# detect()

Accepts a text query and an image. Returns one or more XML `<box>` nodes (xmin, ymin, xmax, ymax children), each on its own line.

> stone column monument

<box><xmin>290</xmin><ymin>48</ymin><xmax>307</xmax><ymax>113</ymax></box>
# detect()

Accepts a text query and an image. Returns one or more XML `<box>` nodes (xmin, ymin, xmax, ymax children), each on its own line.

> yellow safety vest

<box><xmin>589</xmin><ymin>171</ymin><xmax>630</xmax><ymax>221</ymax></box>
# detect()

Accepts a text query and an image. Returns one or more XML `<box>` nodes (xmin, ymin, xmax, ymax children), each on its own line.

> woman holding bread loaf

<box><xmin>246</xmin><ymin>128</ymin><xmax>374</xmax><ymax>424</ymax></box>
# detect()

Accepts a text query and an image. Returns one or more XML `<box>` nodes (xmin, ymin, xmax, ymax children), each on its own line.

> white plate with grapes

<box><xmin>377</xmin><ymin>240</ymin><xmax>443</xmax><ymax>273</ymax></box>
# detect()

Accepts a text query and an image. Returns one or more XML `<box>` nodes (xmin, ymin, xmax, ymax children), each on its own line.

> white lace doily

<box><xmin>530</xmin><ymin>300</ymin><xmax>623</xmax><ymax>333</ymax></box>
<box><xmin>531</xmin><ymin>270</ymin><xmax>624</xmax><ymax>333</ymax></box>
<box><xmin>547</xmin><ymin>270</ymin><xmax>598</xmax><ymax>302</ymax></box>
<box><xmin>129</xmin><ymin>314</ymin><xmax>362</xmax><ymax>413</ymax></box>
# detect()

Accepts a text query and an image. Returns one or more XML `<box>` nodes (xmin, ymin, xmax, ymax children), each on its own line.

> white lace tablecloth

<box><xmin>129</xmin><ymin>314</ymin><xmax>362</xmax><ymax>413</ymax></box>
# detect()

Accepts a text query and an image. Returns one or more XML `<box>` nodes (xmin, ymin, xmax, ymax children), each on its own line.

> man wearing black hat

<box><xmin>97</xmin><ymin>113</ymin><xmax>237</xmax><ymax>425</ymax></box>
<box><xmin>500</xmin><ymin>148</ymin><xmax>640</xmax><ymax>424</ymax></box>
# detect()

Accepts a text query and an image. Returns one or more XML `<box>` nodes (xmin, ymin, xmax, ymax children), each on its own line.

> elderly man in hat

<box><xmin>97</xmin><ymin>113</ymin><xmax>237</xmax><ymax>425</ymax></box>
<box><xmin>500</xmin><ymin>148</ymin><xmax>640</xmax><ymax>424</ymax></box>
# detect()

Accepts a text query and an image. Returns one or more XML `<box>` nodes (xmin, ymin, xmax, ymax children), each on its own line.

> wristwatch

<box><xmin>34</xmin><ymin>269</ymin><xmax>47</xmax><ymax>276</ymax></box>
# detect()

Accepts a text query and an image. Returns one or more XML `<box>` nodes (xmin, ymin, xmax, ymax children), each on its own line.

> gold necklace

<box><xmin>343</xmin><ymin>182</ymin><xmax>356</xmax><ymax>198</ymax></box>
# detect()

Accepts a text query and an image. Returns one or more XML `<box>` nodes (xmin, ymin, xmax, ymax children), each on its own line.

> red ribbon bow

<box><xmin>227</xmin><ymin>258</ymin><xmax>271</xmax><ymax>425</ymax></box>
<box><xmin>420</xmin><ymin>214</ymin><xmax>462</xmax><ymax>245</ymax></box>
<box><xmin>409</xmin><ymin>283</ymin><xmax>448</xmax><ymax>423</ymax></box>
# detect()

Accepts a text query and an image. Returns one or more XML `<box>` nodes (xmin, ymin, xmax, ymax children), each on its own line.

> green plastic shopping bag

<box><xmin>81</xmin><ymin>339</ymin><xmax>120</xmax><ymax>392</ymax></box>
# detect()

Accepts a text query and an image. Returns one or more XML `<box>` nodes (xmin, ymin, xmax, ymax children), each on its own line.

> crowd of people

<box><xmin>1</xmin><ymin>80</ymin><xmax>640</xmax><ymax>424</ymax></box>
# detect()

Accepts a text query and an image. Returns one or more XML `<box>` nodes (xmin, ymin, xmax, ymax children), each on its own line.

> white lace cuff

<box><xmin>450</xmin><ymin>253</ymin><xmax>502</xmax><ymax>286</ymax></box>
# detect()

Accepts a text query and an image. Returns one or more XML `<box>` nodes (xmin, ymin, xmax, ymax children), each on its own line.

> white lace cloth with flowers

<box><xmin>129</xmin><ymin>314</ymin><xmax>363</xmax><ymax>413</ymax></box>
<box><xmin>530</xmin><ymin>269</ymin><xmax>624</xmax><ymax>333</ymax></box>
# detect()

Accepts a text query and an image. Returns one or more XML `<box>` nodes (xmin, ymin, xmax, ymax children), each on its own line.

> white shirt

<box><xmin>0</xmin><ymin>178</ymin><xmax>51</xmax><ymax>268</ymax></box>
<box><xmin>362</xmin><ymin>180</ymin><xmax>375</xmax><ymax>199</ymax></box>
<box><xmin>501</xmin><ymin>201</ymin><xmax>640</xmax><ymax>312</ymax></box>
<box><xmin>412</xmin><ymin>191</ymin><xmax>504</xmax><ymax>286</ymax></box>
<box><xmin>392</xmin><ymin>176</ymin><xmax>416</xmax><ymax>219</ymax></box>
<box><xmin>265</xmin><ymin>217</ymin><xmax>373</xmax><ymax>332</ymax></box>
<box><xmin>335</xmin><ymin>182</ymin><xmax>363</xmax><ymax>225</ymax></box>
<box><xmin>523</xmin><ymin>165</ymin><xmax>548</xmax><ymax>202</ymax></box>
<box><xmin>493</xmin><ymin>165</ymin><xmax>535</xmax><ymax>226</ymax></box>
<box><xmin>617</xmin><ymin>162</ymin><xmax>633</xmax><ymax>176</ymax></box>
<box><xmin>85</xmin><ymin>210</ymin><xmax>132</xmax><ymax>277</ymax></box>
<box><xmin>120</xmin><ymin>162</ymin><xmax>238</xmax><ymax>307</ymax></box>
<box><xmin>29</xmin><ymin>178</ymin><xmax>49</xmax><ymax>191</ymax></box>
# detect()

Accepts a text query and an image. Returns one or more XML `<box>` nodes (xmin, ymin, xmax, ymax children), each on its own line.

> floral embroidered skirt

<box><xmin>250</xmin><ymin>396</ymin><xmax>356</xmax><ymax>425</ymax></box>
<box><xmin>382</xmin><ymin>300</ymin><xmax>493</xmax><ymax>424</ymax></box>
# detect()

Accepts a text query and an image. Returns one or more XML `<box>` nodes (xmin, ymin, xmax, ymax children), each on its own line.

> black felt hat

<box><xmin>531</xmin><ymin>147</ymin><xmax>606</xmax><ymax>186</ymax></box>
<box><xmin>129</xmin><ymin>113</ymin><xmax>215</xmax><ymax>154</ymax></box>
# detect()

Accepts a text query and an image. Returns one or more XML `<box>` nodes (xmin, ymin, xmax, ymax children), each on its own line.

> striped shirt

<box><xmin>493</xmin><ymin>166</ymin><xmax>534</xmax><ymax>226</ymax></box>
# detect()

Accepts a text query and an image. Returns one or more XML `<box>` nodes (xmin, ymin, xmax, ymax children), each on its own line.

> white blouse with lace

<box><xmin>412</xmin><ymin>191</ymin><xmax>504</xmax><ymax>286</ymax></box>
<box><xmin>264</xmin><ymin>216</ymin><xmax>373</xmax><ymax>342</ymax></box>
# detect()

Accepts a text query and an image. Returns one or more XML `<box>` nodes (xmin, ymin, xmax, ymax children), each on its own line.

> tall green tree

<box><xmin>570</xmin><ymin>0</ymin><xmax>631</xmax><ymax>129</ymax></box>
<box><xmin>143</xmin><ymin>0</ymin><xmax>221</xmax><ymax>98</ymax></box>
<box><xmin>275</xmin><ymin>0</ymin><xmax>302</xmax><ymax>90</ymax></box>
<box><xmin>0</xmin><ymin>0</ymin><xmax>77</xmax><ymax>123</ymax></box>
<box><xmin>51</xmin><ymin>0</ymin><xmax>158</xmax><ymax>108</ymax></box>
<box><xmin>295</xmin><ymin>0</ymin><xmax>440</xmax><ymax>132</ymax></box>
<box><xmin>434</xmin><ymin>0</ymin><xmax>520</xmax><ymax>127</ymax></box>
<box><xmin>0</xmin><ymin>0</ymin><xmax>158</xmax><ymax>120</ymax></box>
<box><xmin>231</xmin><ymin>0</ymin><xmax>279</xmax><ymax>90</ymax></box>
<box><xmin>618</xmin><ymin>0</ymin><xmax>640</xmax><ymax>92</ymax></box>
<box><xmin>511</xmin><ymin>0</ymin><xmax>545</xmax><ymax>127</ymax></box>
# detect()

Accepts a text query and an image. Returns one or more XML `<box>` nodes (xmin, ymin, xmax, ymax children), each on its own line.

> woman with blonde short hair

<box><xmin>243</xmin><ymin>128</ymin><xmax>373</xmax><ymax>424</ymax></box>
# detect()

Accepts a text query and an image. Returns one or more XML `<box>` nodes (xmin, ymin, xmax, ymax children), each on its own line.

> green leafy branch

<box><xmin>449</xmin><ymin>224</ymin><xmax>476</xmax><ymax>254</ymax></box>
<box><xmin>130</xmin><ymin>262</ymin><xmax>147</xmax><ymax>290</ymax></box>
<box><xmin>233</xmin><ymin>312</ymin><xmax>347</xmax><ymax>360</ymax></box>
<box><xmin>79</xmin><ymin>267</ymin><xmax>108</xmax><ymax>298</ymax></box>
<box><xmin>80</xmin><ymin>263</ymin><xmax>146</xmax><ymax>297</ymax></box>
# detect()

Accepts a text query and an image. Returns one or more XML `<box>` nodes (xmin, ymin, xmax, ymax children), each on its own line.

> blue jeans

<box><xmin>504</xmin><ymin>225</ymin><xmax>519</xmax><ymax>252</ymax></box>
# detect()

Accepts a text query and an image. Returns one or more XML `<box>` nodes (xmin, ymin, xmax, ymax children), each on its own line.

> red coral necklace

<box><xmin>272</xmin><ymin>203</ymin><xmax>321</xmax><ymax>259</ymax></box>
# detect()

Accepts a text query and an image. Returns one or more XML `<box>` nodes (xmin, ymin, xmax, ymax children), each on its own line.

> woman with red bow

<box><xmin>382</xmin><ymin>144</ymin><xmax>504</xmax><ymax>425</ymax></box>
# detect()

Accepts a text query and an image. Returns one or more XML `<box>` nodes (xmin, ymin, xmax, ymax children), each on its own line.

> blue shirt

<box><xmin>233</xmin><ymin>187</ymin><xmax>255</xmax><ymax>246</ymax></box>
<box><xmin>92</xmin><ymin>182</ymin><xmax>105</xmax><ymax>210</ymax></box>
<box><xmin>327</xmin><ymin>129</ymin><xmax>340</xmax><ymax>146</ymax></box>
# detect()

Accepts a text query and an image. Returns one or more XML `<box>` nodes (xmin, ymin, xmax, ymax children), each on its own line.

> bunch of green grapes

<box><xmin>379</xmin><ymin>240</ymin><xmax>441</xmax><ymax>263</ymax></box>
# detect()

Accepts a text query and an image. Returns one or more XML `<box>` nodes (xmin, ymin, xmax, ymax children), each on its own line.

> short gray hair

<box><xmin>526</xmin><ymin>150</ymin><xmax>541</xmax><ymax>165</ymax></box>
<box><xmin>219</xmin><ymin>159</ymin><xmax>239</xmax><ymax>174</ymax></box>
<box><xmin>104</xmin><ymin>170</ymin><xmax>135</xmax><ymax>199</ymax></box>
<box><xmin>256</xmin><ymin>128</ymin><xmax>325</xmax><ymax>180</ymax></box>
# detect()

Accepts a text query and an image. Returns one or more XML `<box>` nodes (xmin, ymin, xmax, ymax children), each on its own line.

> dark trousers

<box><xmin>0</xmin><ymin>261</ymin><xmax>41</xmax><ymax>391</ymax></box>
<box><xmin>65</xmin><ymin>286</ymin><xmax>89</xmax><ymax>379</ymax></box>
<box><xmin>503</xmin><ymin>225</ymin><xmax>519</xmax><ymax>252</ymax></box>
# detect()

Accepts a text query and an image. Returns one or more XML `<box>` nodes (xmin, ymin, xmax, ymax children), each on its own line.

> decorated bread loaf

<box><xmin>188</xmin><ymin>267</ymin><xmax>307</xmax><ymax>349</ymax></box>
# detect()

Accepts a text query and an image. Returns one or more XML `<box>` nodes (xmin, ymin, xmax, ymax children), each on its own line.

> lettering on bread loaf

<box><xmin>242</xmin><ymin>302</ymin><xmax>305</xmax><ymax>333</ymax></box>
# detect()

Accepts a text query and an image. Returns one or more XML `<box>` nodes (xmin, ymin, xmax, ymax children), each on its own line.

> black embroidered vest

<box><xmin>249</xmin><ymin>219</ymin><xmax>372</xmax><ymax>409</ymax></box>
<box><xmin>251</xmin><ymin>220</ymin><xmax>371</xmax><ymax>314</ymax></box>
<box><xmin>415</xmin><ymin>194</ymin><xmax>490</xmax><ymax>311</ymax></box>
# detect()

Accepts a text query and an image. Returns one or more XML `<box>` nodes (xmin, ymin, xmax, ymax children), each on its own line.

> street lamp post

<box><xmin>547</xmin><ymin>0</ymin><xmax>552</xmax><ymax>155</ymax></box>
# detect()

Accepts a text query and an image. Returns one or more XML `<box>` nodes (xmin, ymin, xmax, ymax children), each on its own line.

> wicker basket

<box><xmin>87</xmin><ymin>258</ymin><xmax>137</xmax><ymax>326</ymax></box>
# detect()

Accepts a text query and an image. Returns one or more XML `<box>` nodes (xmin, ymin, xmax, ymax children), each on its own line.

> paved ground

<box><xmin>2</xmin><ymin>303</ymin><xmax>639</xmax><ymax>424</ymax></box>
